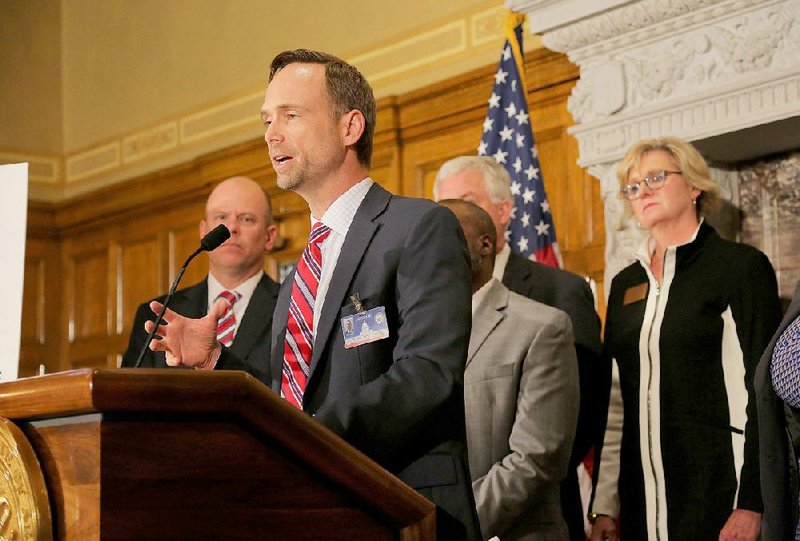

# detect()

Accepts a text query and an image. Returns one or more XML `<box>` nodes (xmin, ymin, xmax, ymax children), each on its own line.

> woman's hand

<box><xmin>590</xmin><ymin>515</ymin><xmax>618</xmax><ymax>541</ymax></box>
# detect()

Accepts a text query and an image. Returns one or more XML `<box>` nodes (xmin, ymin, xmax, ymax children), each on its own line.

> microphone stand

<box><xmin>132</xmin><ymin>224</ymin><xmax>230</xmax><ymax>368</ymax></box>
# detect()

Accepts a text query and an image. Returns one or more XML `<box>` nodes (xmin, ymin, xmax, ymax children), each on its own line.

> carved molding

<box><xmin>541</xmin><ymin>0</ymin><xmax>767</xmax><ymax>57</ymax></box>
<box><xmin>570</xmin><ymin>70</ymin><xmax>800</xmax><ymax>166</ymax></box>
<box><xmin>566</xmin><ymin>1</ymin><xmax>800</xmax><ymax>126</ymax></box>
<box><xmin>507</xmin><ymin>0</ymin><xmax>634</xmax><ymax>35</ymax></box>
<box><xmin>516</xmin><ymin>0</ymin><xmax>800</xmax><ymax>290</ymax></box>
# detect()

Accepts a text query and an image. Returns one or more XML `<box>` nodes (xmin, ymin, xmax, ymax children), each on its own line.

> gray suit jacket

<box><xmin>466</xmin><ymin>279</ymin><xmax>579</xmax><ymax>541</ymax></box>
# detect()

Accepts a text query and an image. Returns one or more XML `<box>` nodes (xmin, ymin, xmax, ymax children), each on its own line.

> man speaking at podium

<box><xmin>122</xmin><ymin>175</ymin><xmax>280</xmax><ymax>385</ymax></box>
<box><xmin>142</xmin><ymin>49</ymin><xmax>480</xmax><ymax>540</ymax></box>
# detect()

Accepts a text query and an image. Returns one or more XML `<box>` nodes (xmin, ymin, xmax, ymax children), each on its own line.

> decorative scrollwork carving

<box><xmin>0</xmin><ymin>419</ymin><xmax>52</xmax><ymax>540</ymax></box>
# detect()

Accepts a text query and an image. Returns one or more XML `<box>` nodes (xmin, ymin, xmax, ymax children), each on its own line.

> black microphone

<box><xmin>200</xmin><ymin>223</ymin><xmax>231</xmax><ymax>251</ymax></box>
<box><xmin>132</xmin><ymin>224</ymin><xmax>231</xmax><ymax>368</ymax></box>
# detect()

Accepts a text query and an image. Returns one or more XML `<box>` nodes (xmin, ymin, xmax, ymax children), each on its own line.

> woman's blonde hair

<box><xmin>616</xmin><ymin>136</ymin><xmax>720</xmax><ymax>217</ymax></box>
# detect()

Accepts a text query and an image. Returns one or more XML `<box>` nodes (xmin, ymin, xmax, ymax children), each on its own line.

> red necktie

<box><xmin>281</xmin><ymin>222</ymin><xmax>331</xmax><ymax>409</ymax></box>
<box><xmin>215</xmin><ymin>290</ymin><xmax>240</xmax><ymax>346</ymax></box>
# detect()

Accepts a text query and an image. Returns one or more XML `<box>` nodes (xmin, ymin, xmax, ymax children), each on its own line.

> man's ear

<box><xmin>497</xmin><ymin>199</ymin><xmax>513</xmax><ymax>229</ymax></box>
<box><xmin>479</xmin><ymin>234</ymin><xmax>495</xmax><ymax>257</ymax></box>
<box><xmin>264</xmin><ymin>224</ymin><xmax>278</xmax><ymax>252</ymax></box>
<box><xmin>199</xmin><ymin>219</ymin><xmax>209</xmax><ymax>240</ymax></box>
<box><xmin>342</xmin><ymin>109</ymin><xmax>365</xmax><ymax>147</ymax></box>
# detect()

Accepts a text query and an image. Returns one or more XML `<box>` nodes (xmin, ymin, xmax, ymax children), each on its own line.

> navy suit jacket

<box><xmin>219</xmin><ymin>183</ymin><xmax>480</xmax><ymax>540</ymax></box>
<box><xmin>502</xmin><ymin>251</ymin><xmax>603</xmax><ymax>540</ymax></box>
<box><xmin>756</xmin><ymin>284</ymin><xmax>800</xmax><ymax>541</ymax></box>
<box><xmin>122</xmin><ymin>274</ymin><xmax>279</xmax><ymax>385</ymax></box>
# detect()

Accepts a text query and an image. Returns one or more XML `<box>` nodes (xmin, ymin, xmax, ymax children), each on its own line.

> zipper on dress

<box><xmin>646</xmin><ymin>282</ymin><xmax>663</xmax><ymax>541</ymax></box>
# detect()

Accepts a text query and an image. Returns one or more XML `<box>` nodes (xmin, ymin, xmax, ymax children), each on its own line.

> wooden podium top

<box><xmin>0</xmin><ymin>368</ymin><xmax>435</xmax><ymax>538</ymax></box>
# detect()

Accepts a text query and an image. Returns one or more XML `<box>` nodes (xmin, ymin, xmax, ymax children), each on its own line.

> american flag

<box><xmin>478</xmin><ymin>12</ymin><xmax>561</xmax><ymax>268</ymax></box>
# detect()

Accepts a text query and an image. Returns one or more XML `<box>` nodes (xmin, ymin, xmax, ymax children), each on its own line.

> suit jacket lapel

<box><xmin>229</xmin><ymin>275</ymin><xmax>277</xmax><ymax>359</ymax></box>
<box><xmin>502</xmin><ymin>251</ymin><xmax>532</xmax><ymax>296</ymax></box>
<box><xmin>171</xmin><ymin>279</ymin><xmax>208</xmax><ymax>318</ymax></box>
<box><xmin>270</xmin><ymin>277</ymin><xmax>293</xmax><ymax>390</ymax></box>
<box><xmin>309</xmin><ymin>183</ymin><xmax>390</xmax><ymax>378</ymax></box>
<box><xmin>467</xmin><ymin>280</ymin><xmax>508</xmax><ymax>367</ymax></box>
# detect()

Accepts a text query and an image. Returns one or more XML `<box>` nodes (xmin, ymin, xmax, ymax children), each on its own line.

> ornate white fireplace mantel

<box><xmin>508</xmin><ymin>0</ymin><xmax>800</xmax><ymax>290</ymax></box>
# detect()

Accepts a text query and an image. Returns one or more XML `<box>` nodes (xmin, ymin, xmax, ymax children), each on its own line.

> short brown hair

<box><xmin>617</xmin><ymin>136</ymin><xmax>721</xmax><ymax>217</ymax></box>
<box><xmin>269</xmin><ymin>49</ymin><xmax>376</xmax><ymax>167</ymax></box>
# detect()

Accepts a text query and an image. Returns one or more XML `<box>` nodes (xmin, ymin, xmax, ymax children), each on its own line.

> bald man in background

<box><xmin>122</xmin><ymin>176</ymin><xmax>280</xmax><ymax>385</ymax></box>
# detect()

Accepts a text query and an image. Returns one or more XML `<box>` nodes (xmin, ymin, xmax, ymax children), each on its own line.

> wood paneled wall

<box><xmin>20</xmin><ymin>49</ymin><xmax>605</xmax><ymax>376</ymax></box>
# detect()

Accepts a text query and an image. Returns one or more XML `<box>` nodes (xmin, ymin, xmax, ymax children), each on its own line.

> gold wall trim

<box><xmin>0</xmin><ymin>152</ymin><xmax>61</xmax><ymax>184</ymax></box>
<box><xmin>66</xmin><ymin>142</ymin><xmax>120</xmax><ymax>183</ymax></box>
<box><xmin>349</xmin><ymin>21</ymin><xmax>468</xmax><ymax>84</ymax></box>
<box><xmin>123</xmin><ymin>122</ymin><xmax>178</xmax><ymax>164</ymax></box>
<box><xmin>472</xmin><ymin>7</ymin><xmax>506</xmax><ymax>46</ymax></box>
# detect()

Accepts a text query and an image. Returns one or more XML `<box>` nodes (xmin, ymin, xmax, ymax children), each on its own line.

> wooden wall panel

<box><xmin>403</xmin><ymin>126</ymin><xmax>483</xmax><ymax>200</ymax></box>
<box><xmin>70</xmin><ymin>251</ymin><xmax>109</xmax><ymax>341</ymax></box>
<box><xmin>22</xmin><ymin>206</ymin><xmax>62</xmax><ymax>377</ymax></box>
<box><xmin>20</xmin><ymin>249</ymin><xmax>51</xmax><ymax>377</ymax></box>
<box><xmin>22</xmin><ymin>260</ymin><xmax>45</xmax><ymax>346</ymax></box>
<box><xmin>65</xmin><ymin>242</ymin><xmax>112</xmax><ymax>369</ymax></box>
<box><xmin>119</xmin><ymin>236</ymin><xmax>161</xmax><ymax>320</ymax></box>
<box><xmin>22</xmin><ymin>49</ymin><xmax>606</xmax><ymax>370</ymax></box>
<box><xmin>169</xmin><ymin>223</ymin><xmax>209</xmax><ymax>288</ymax></box>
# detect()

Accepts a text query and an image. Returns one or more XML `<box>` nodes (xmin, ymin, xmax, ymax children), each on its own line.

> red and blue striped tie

<box><xmin>281</xmin><ymin>221</ymin><xmax>331</xmax><ymax>409</ymax></box>
<box><xmin>215</xmin><ymin>290</ymin><xmax>241</xmax><ymax>346</ymax></box>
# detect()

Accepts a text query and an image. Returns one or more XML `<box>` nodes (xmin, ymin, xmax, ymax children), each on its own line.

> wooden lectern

<box><xmin>0</xmin><ymin>368</ymin><xmax>436</xmax><ymax>540</ymax></box>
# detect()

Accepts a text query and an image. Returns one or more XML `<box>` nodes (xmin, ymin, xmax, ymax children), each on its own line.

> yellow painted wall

<box><xmin>1</xmin><ymin>0</ymin><xmax>523</xmax><ymax>200</ymax></box>
<box><xmin>0</xmin><ymin>0</ymin><xmax>63</xmax><ymax>154</ymax></box>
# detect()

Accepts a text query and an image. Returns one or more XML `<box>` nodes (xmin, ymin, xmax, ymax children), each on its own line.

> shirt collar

<box><xmin>207</xmin><ymin>270</ymin><xmax>263</xmax><ymax>303</ymax></box>
<box><xmin>634</xmin><ymin>217</ymin><xmax>705</xmax><ymax>265</ymax></box>
<box><xmin>311</xmin><ymin>177</ymin><xmax>374</xmax><ymax>237</ymax></box>
<box><xmin>472</xmin><ymin>277</ymin><xmax>497</xmax><ymax>316</ymax></box>
<box><xmin>492</xmin><ymin>243</ymin><xmax>511</xmax><ymax>282</ymax></box>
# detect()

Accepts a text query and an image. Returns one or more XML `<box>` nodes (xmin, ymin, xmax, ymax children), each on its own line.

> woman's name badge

<box><xmin>341</xmin><ymin>306</ymin><xmax>389</xmax><ymax>349</ymax></box>
<box><xmin>623</xmin><ymin>282</ymin><xmax>648</xmax><ymax>305</ymax></box>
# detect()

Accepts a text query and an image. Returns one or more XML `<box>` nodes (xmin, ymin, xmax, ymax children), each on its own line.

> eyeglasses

<box><xmin>621</xmin><ymin>170</ymin><xmax>682</xmax><ymax>200</ymax></box>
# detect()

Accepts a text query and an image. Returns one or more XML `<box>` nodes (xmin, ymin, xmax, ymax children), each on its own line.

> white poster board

<box><xmin>0</xmin><ymin>163</ymin><xmax>28</xmax><ymax>382</ymax></box>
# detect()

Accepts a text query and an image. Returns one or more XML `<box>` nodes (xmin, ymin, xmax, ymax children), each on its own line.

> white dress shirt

<box><xmin>312</xmin><ymin>177</ymin><xmax>374</xmax><ymax>339</ymax></box>
<box><xmin>492</xmin><ymin>243</ymin><xmax>511</xmax><ymax>283</ymax></box>
<box><xmin>471</xmin><ymin>277</ymin><xmax>497</xmax><ymax>316</ymax></box>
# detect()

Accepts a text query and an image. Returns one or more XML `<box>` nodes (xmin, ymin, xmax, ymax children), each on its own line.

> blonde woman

<box><xmin>590</xmin><ymin>137</ymin><xmax>782</xmax><ymax>540</ymax></box>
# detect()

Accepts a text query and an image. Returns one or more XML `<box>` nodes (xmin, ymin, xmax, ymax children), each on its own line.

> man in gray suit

<box><xmin>440</xmin><ymin>199</ymin><xmax>579</xmax><ymax>540</ymax></box>
<box><xmin>436</xmin><ymin>157</ymin><xmax>603</xmax><ymax>540</ymax></box>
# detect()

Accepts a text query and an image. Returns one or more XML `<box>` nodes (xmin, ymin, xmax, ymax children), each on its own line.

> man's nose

<box><xmin>225</xmin><ymin>215</ymin><xmax>239</xmax><ymax>233</ymax></box>
<box><xmin>265</xmin><ymin>120</ymin><xmax>282</xmax><ymax>144</ymax></box>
